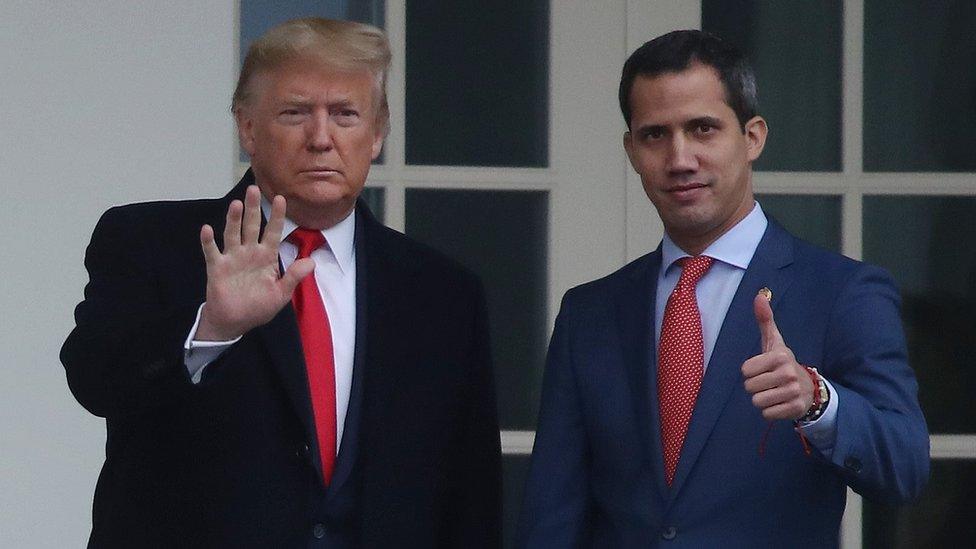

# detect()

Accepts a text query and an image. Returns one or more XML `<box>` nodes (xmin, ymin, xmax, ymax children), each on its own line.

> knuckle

<box><xmin>787</xmin><ymin>381</ymin><xmax>801</xmax><ymax>397</ymax></box>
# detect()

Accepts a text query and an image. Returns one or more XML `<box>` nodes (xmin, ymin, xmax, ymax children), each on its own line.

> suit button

<box><xmin>143</xmin><ymin>359</ymin><xmax>167</xmax><ymax>380</ymax></box>
<box><xmin>844</xmin><ymin>456</ymin><xmax>863</xmax><ymax>473</ymax></box>
<box><xmin>661</xmin><ymin>526</ymin><xmax>677</xmax><ymax>540</ymax></box>
<box><xmin>296</xmin><ymin>444</ymin><xmax>310</xmax><ymax>459</ymax></box>
<box><xmin>312</xmin><ymin>523</ymin><xmax>326</xmax><ymax>539</ymax></box>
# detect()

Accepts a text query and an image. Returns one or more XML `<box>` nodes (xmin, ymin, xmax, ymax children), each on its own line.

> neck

<box><xmin>291</xmin><ymin>205</ymin><xmax>354</xmax><ymax>230</ymax></box>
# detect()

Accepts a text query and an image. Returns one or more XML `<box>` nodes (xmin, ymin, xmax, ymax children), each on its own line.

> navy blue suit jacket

<box><xmin>517</xmin><ymin>219</ymin><xmax>928</xmax><ymax>548</ymax></box>
<box><xmin>61</xmin><ymin>172</ymin><xmax>501</xmax><ymax>548</ymax></box>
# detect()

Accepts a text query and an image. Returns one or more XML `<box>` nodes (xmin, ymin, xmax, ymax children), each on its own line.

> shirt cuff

<box><xmin>183</xmin><ymin>303</ymin><xmax>241</xmax><ymax>384</ymax></box>
<box><xmin>795</xmin><ymin>377</ymin><xmax>839</xmax><ymax>457</ymax></box>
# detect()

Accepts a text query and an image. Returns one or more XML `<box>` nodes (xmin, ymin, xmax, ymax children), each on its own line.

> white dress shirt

<box><xmin>183</xmin><ymin>199</ymin><xmax>356</xmax><ymax>454</ymax></box>
<box><xmin>654</xmin><ymin>202</ymin><xmax>839</xmax><ymax>454</ymax></box>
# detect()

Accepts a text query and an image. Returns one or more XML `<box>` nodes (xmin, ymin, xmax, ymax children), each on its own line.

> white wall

<box><xmin>0</xmin><ymin>2</ymin><xmax>236</xmax><ymax>545</ymax></box>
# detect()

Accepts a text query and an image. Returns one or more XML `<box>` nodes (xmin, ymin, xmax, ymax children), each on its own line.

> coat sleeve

<box><xmin>60</xmin><ymin>206</ymin><xmax>201</xmax><ymax>420</ymax></box>
<box><xmin>821</xmin><ymin>264</ymin><xmax>930</xmax><ymax>503</ymax></box>
<box><xmin>516</xmin><ymin>291</ymin><xmax>592</xmax><ymax>548</ymax></box>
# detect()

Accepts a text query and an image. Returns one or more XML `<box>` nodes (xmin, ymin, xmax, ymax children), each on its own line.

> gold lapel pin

<box><xmin>758</xmin><ymin>287</ymin><xmax>772</xmax><ymax>301</ymax></box>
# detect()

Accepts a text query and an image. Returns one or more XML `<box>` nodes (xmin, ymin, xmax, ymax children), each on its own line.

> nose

<box><xmin>667</xmin><ymin>133</ymin><xmax>698</xmax><ymax>174</ymax></box>
<box><xmin>307</xmin><ymin>112</ymin><xmax>334</xmax><ymax>152</ymax></box>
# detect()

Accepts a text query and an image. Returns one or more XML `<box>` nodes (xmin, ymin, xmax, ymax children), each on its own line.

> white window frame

<box><xmin>237</xmin><ymin>1</ymin><xmax>633</xmax><ymax>454</ymax></box>
<box><xmin>623</xmin><ymin>2</ymin><xmax>976</xmax><ymax>547</ymax></box>
<box><xmin>235</xmin><ymin>2</ymin><xmax>976</xmax><ymax>545</ymax></box>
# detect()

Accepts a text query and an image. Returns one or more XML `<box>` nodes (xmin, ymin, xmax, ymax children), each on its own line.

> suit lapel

<box><xmin>617</xmin><ymin>248</ymin><xmax>671</xmax><ymax>502</ymax></box>
<box><xmin>324</xmin><ymin>201</ymin><xmax>371</xmax><ymax>500</ymax></box>
<box><xmin>260</xmin><ymin>199</ymin><xmax>381</xmax><ymax>494</ymax></box>
<box><xmin>256</xmin><ymin>306</ymin><xmax>322</xmax><ymax>481</ymax></box>
<box><xmin>666</xmin><ymin>221</ymin><xmax>796</xmax><ymax>498</ymax></box>
<box><xmin>215</xmin><ymin>171</ymin><xmax>324</xmax><ymax>486</ymax></box>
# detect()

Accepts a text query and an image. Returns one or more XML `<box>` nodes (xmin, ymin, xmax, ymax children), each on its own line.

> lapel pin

<box><xmin>758</xmin><ymin>287</ymin><xmax>772</xmax><ymax>301</ymax></box>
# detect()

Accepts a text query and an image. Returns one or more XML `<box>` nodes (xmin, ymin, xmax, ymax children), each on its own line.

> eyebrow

<box><xmin>685</xmin><ymin>116</ymin><xmax>723</xmax><ymax>129</ymax></box>
<box><xmin>276</xmin><ymin>96</ymin><xmax>359</xmax><ymax>109</ymax></box>
<box><xmin>633</xmin><ymin>115</ymin><xmax>725</xmax><ymax>135</ymax></box>
<box><xmin>275</xmin><ymin>96</ymin><xmax>313</xmax><ymax>107</ymax></box>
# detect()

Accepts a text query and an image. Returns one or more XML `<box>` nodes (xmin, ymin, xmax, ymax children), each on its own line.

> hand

<box><xmin>196</xmin><ymin>185</ymin><xmax>315</xmax><ymax>340</ymax></box>
<box><xmin>741</xmin><ymin>293</ymin><xmax>814</xmax><ymax>420</ymax></box>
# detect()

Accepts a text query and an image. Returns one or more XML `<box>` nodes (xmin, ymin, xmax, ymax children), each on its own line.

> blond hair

<box><xmin>232</xmin><ymin>17</ymin><xmax>391</xmax><ymax>133</ymax></box>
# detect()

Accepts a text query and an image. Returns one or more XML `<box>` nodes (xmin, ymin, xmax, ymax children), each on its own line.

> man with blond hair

<box><xmin>62</xmin><ymin>18</ymin><xmax>500</xmax><ymax>548</ymax></box>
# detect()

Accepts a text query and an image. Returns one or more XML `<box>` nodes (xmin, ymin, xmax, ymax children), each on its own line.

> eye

<box><xmin>277</xmin><ymin>108</ymin><xmax>307</xmax><ymax>123</ymax></box>
<box><xmin>332</xmin><ymin>108</ymin><xmax>361</xmax><ymax>127</ymax></box>
<box><xmin>696</xmin><ymin>123</ymin><xmax>714</xmax><ymax>134</ymax></box>
<box><xmin>643</xmin><ymin>127</ymin><xmax>664</xmax><ymax>140</ymax></box>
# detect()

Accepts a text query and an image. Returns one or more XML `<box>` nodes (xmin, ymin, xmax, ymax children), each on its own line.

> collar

<box><xmin>661</xmin><ymin>201</ymin><xmax>768</xmax><ymax>274</ymax></box>
<box><xmin>260</xmin><ymin>196</ymin><xmax>356</xmax><ymax>275</ymax></box>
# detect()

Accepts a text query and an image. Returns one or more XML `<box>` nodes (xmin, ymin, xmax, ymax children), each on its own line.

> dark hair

<box><xmin>618</xmin><ymin>30</ymin><xmax>758</xmax><ymax>131</ymax></box>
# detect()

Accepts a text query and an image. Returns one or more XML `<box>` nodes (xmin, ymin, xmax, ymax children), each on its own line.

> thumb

<box><xmin>279</xmin><ymin>257</ymin><xmax>316</xmax><ymax>297</ymax></box>
<box><xmin>753</xmin><ymin>292</ymin><xmax>784</xmax><ymax>352</ymax></box>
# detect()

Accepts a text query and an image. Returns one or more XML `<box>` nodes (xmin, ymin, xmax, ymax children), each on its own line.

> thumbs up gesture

<box><xmin>741</xmin><ymin>292</ymin><xmax>815</xmax><ymax>420</ymax></box>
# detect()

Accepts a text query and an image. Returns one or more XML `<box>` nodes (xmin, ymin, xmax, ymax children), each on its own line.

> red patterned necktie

<box><xmin>658</xmin><ymin>255</ymin><xmax>714</xmax><ymax>486</ymax></box>
<box><xmin>288</xmin><ymin>228</ymin><xmax>336</xmax><ymax>486</ymax></box>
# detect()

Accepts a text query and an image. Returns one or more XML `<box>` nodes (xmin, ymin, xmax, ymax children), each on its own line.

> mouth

<box><xmin>666</xmin><ymin>182</ymin><xmax>709</xmax><ymax>201</ymax></box>
<box><xmin>300</xmin><ymin>168</ymin><xmax>341</xmax><ymax>179</ymax></box>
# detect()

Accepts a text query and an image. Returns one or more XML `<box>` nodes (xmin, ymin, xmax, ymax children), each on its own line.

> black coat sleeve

<box><xmin>61</xmin><ymin>206</ymin><xmax>201</xmax><ymax>419</ymax></box>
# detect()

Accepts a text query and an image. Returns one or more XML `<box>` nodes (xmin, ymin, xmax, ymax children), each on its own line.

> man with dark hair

<box><xmin>62</xmin><ymin>18</ymin><xmax>500</xmax><ymax>548</ymax></box>
<box><xmin>517</xmin><ymin>30</ymin><xmax>928</xmax><ymax>547</ymax></box>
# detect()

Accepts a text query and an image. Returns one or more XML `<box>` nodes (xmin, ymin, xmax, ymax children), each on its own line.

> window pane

<box><xmin>406</xmin><ymin>1</ymin><xmax>549</xmax><ymax>167</ymax></box>
<box><xmin>405</xmin><ymin>189</ymin><xmax>548</xmax><ymax>429</ymax></box>
<box><xmin>756</xmin><ymin>194</ymin><xmax>841</xmax><ymax>252</ymax></box>
<box><xmin>863</xmin><ymin>197</ymin><xmax>976</xmax><ymax>433</ymax></box>
<box><xmin>864</xmin><ymin>460</ymin><xmax>976</xmax><ymax>546</ymax></box>
<box><xmin>241</xmin><ymin>0</ymin><xmax>384</xmax><ymax>59</ymax></box>
<box><xmin>864</xmin><ymin>1</ymin><xmax>976</xmax><ymax>171</ymax></box>
<box><xmin>703</xmin><ymin>0</ymin><xmax>842</xmax><ymax>171</ymax></box>
<box><xmin>503</xmin><ymin>455</ymin><xmax>531</xmax><ymax>549</ymax></box>
<box><xmin>359</xmin><ymin>186</ymin><xmax>384</xmax><ymax>223</ymax></box>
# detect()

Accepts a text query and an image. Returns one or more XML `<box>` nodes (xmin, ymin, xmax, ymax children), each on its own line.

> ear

<box><xmin>235</xmin><ymin>106</ymin><xmax>257</xmax><ymax>157</ymax></box>
<box><xmin>370</xmin><ymin>129</ymin><xmax>385</xmax><ymax>161</ymax></box>
<box><xmin>623</xmin><ymin>131</ymin><xmax>638</xmax><ymax>172</ymax></box>
<box><xmin>743</xmin><ymin>115</ymin><xmax>768</xmax><ymax>162</ymax></box>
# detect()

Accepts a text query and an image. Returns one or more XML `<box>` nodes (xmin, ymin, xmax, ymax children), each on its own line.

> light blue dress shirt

<box><xmin>654</xmin><ymin>202</ymin><xmax>838</xmax><ymax>455</ymax></box>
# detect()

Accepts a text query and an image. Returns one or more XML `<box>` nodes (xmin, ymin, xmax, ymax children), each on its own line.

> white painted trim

<box><xmin>842</xmin><ymin>0</ymin><xmax>864</xmax><ymax>176</ymax></box>
<box><xmin>842</xmin><ymin>190</ymin><xmax>863</xmax><ymax>260</ymax></box>
<box><xmin>384</xmin><ymin>183</ymin><xmax>406</xmax><ymax>232</ymax></box>
<box><xmin>501</xmin><ymin>431</ymin><xmax>536</xmax><ymax>456</ymax></box>
<box><xmin>841</xmin><ymin>488</ymin><xmax>863</xmax><ymax>549</ymax></box>
<box><xmin>399</xmin><ymin>166</ymin><xmax>555</xmax><ymax>186</ymax></box>
<box><xmin>841</xmin><ymin>0</ymin><xmax>867</xmax><ymax>272</ymax></box>
<box><xmin>232</xmin><ymin>1</ymin><xmax>242</xmax><ymax>176</ymax></box>
<box><xmin>235</xmin><ymin>161</ymin><xmax>249</xmax><ymax>182</ymax></box>
<box><xmin>930</xmin><ymin>435</ymin><xmax>976</xmax><ymax>459</ymax></box>
<box><xmin>396</xmin><ymin>180</ymin><xmax>554</xmax><ymax>192</ymax></box>
<box><xmin>623</xmin><ymin>0</ymin><xmax>701</xmax><ymax>263</ymax></box>
<box><xmin>382</xmin><ymin>0</ymin><xmax>407</xmax><ymax>232</ymax></box>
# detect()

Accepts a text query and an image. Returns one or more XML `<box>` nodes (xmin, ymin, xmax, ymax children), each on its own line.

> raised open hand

<box><xmin>196</xmin><ymin>185</ymin><xmax>315</xmax><ymax>341</ymax></box>
<box><xmin>741</xmin><ymin>292</ymin><xmax>814</xmax><ymax>420</ymax></box>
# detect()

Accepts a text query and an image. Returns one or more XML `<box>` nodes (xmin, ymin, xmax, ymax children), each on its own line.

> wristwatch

<box><xmin>797</xmin><ymin>367</ymin><xmax>830</xmax><ymax>423</ymax></box>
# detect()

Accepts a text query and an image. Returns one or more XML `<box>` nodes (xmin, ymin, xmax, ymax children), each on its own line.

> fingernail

<box><xmin>758</xmin><ymin>287</ymin><xmax>772</xmax><ymax>301</ymax></box>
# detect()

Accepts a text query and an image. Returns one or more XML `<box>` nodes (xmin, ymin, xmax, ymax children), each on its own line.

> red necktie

<box><xmin>288</xmin><ymin>228</ymin><xmax>336</xmax><ymax>486</ymax></box>
<box><xmin>658</xmin><ymin>255</ymin><xmax>714</xmax><ymax>486</ymax></box>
